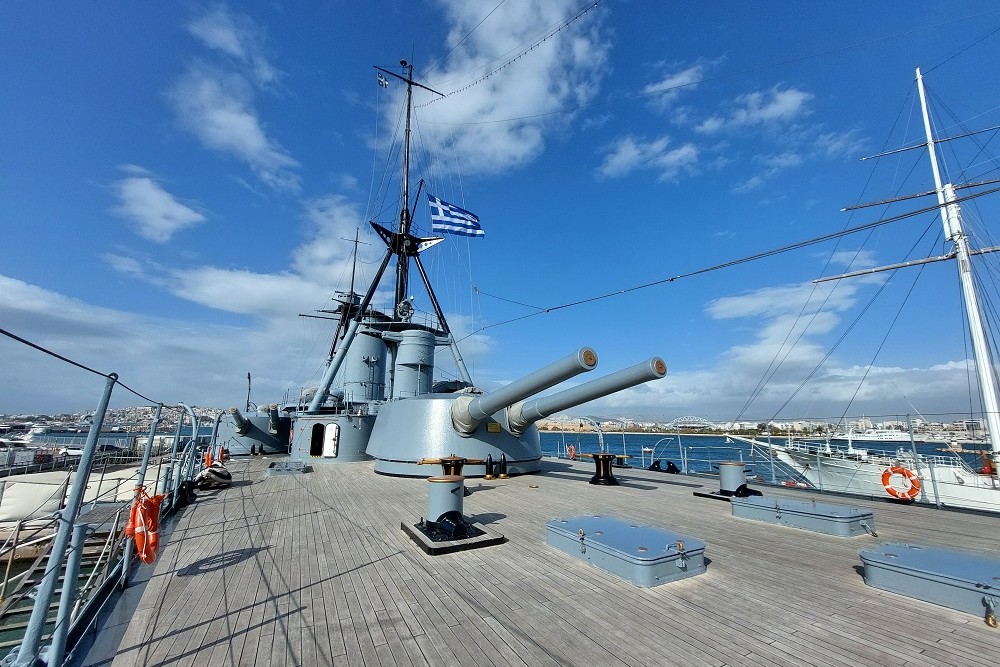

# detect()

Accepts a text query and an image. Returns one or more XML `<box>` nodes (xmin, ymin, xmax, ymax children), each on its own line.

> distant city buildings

<box><xmin>0</xmin><ymin>405</ymin><xmax>223</xmax><ymax>434</ymax></box>
<box><xmin>0</xmin><ymin>408</ymin><xmax>987</xmax><ymax>439</ymax></box>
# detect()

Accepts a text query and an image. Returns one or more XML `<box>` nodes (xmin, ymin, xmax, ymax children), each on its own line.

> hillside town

<box><xmin>0</xmin><ymin>407</ymin><xmax>988</xmax><ymax>444</ymax></box>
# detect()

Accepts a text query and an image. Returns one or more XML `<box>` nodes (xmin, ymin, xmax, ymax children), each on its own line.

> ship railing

<box><xmin>0</xmin><ymin>517</ymin><xmax>60</xmax><ymax>604</ymax></box>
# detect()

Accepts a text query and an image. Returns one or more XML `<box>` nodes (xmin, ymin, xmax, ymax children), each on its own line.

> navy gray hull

<box><xmin>289</xmin><ymin>412</ymin><xmax>375</xmax><ymax>463</ymax></box>
<box><xmin>215</xmin><ymin>407</ymin><xmax>291</xmax><ymax>456</ymax></box>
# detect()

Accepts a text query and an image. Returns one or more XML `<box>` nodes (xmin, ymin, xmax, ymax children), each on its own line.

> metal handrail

<box><xmin>72</xmin><ymin>507</ymin><xmax>124</xmax><ymax>620</ymax></box>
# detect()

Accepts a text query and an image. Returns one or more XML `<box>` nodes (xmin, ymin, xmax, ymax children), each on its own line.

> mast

<box><xmin>395</xmin><ymin>59</ymin><xmax>414</xmax><ymax>312</ymax></box>
<box><xmin>306</xmin><ymin>61</ymin><xmax>469</xmax><ymax>412</ymax></box>
<box><xmin>916</xmin><ymin>67</ymin><xmax>1000</xmax><ymax>457</ymax></box>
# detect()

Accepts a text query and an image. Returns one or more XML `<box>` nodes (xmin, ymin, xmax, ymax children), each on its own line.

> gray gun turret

<box><xmin>230</xmin><ymin>407</ymin><xmax>251</xmax><ymax>435</ymax></box>
<box><xmin>268</xmin><ymin>404</ymin><xmax>280</xmax><ymax>434</ymax></box>
<box><xmin>507</xmin><ymin>357</ymin><xmax>667</xmax><ymax>436</ymax></box>
<box><xmin>451</xmin><ymin>347</ymin><xmax>598</xmax><ymax>435</ymax></box>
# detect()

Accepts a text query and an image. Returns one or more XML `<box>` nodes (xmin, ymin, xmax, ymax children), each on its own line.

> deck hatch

<box><xmin>545</xmin><ymin>515</ymin><xmax>706</xmax><ymax>587</ymax></box>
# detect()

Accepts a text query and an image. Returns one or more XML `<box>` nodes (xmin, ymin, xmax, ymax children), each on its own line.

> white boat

<box><xmin>731</xmin><ymin>67</ymin><xmax>1000</xmax><ymax>513</ymax></box>
<box><xmin>830</xmin><ymin>427</ymin><xmax>913</xmax><ymax>444</ymax></box>
<box><xmin>730</xmin><ymin>433</ymin><xmax>1000</xmax><ymax>511</ymax></box>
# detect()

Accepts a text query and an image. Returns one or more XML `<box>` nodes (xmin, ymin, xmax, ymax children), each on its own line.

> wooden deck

<box><xmin>83</xmin><ymin>455</ymin><xmax>1000</xmax><ymax>666</ymax></box>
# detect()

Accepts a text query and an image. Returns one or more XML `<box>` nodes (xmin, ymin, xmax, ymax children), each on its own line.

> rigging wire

<box><xmin>417</xmin><ymin>0</ymin><xmax>604</xmax><ymax>106</ymax></box>
<box><xmin>418</xmin><ymin>8</ymin><xmax>1000</xmax><ymax>125</ymax></box>
<box><xmin>734</xmin><ymin>87</ymin><xmax>918</xmax><ymax>422</ymax></box>
<box><xmin>831</xmin><ymin>224</ymin><xmax>938</xmax><ymax>423</ymax></box>
<box><xmin>421</xmin><ymin>0</ymin><xmax>511</xmax><ymax>79</ymax></box>
<box><xmin>923</xmin><ymin>23</ymin><xmax>1000</xmax><ymax>75</ymax></box>
<box><xmin>0</xmin><ymin>326</ymin><xmax>161</xmax><ymax>405</ymax></box>
<box><xmin>461</xmin><ymin>184</ymin><xmax>1000</xmax><ymax>342</ymax></box>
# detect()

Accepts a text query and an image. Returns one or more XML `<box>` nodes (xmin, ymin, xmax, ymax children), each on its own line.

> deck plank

<box><xmin>96</xmin><ymin>456</ymin><xmax>1000</xmax><ymax>667</ymax></box>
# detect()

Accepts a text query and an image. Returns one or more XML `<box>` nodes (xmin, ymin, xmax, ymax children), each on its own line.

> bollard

<box><xmin>718</xmin><ymin>461</ymin><xmax>747</xmax><ymax>496</ymax></box>
<box><xmin>427</xmin><ymin>475</ymin><xmax>464</xmax><ymax>521</ymax></box>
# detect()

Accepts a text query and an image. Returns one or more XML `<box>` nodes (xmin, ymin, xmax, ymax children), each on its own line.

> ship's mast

<box><xmin>395</xmin><ymin>60</ymin><xmax>414</xmax><ymax>311</ymax></box>
<box><xmin>306</xmin><ymin>61</ymin><xmax>472</xmax><ymax>412</ymax></box>
<box><xmin>916</xmin><ymin>67</ymin><xmax>1000</xmax><ymax>457</ymax></box>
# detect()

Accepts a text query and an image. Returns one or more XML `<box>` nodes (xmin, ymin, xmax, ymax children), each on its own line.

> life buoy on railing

<box><xmin>125</xmin><ymin>486</ymin><xmax>167</xmax><ymax>564</ymax></box>
<box><xmin>881</xmin><ymin>466</ymin><xmax>921</xmax><ymax>500</ymax></box>
<box><xmin>566</xmin><ymin>444</ymin><xmax>576</xmax><ymax>460</ymax></box>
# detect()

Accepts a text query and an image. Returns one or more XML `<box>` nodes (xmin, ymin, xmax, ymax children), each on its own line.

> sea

<box><xmin>537</xmin><ymin>431</ymin><xmax>990</xmax><ymax>483</ymax></box>
<box><xmin>23</xmin><ymin>428</ymin><xmax>992</xmax><ymax>483</ymax></box>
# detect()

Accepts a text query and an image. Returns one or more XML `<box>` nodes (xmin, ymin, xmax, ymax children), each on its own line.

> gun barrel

<box><xmin>268</xmin><ymin>404</ymin><xmax>280</xmax><ymax>433</ymax></box>
<box><xmin>230</xmin><ymin>407</ymin><xmax>251</xmax><ymax>435</ymax></box>
<box><xmin>451</xmin><ymin>347</ymin><xmax>598</xmax><ymax>434</ymax></box>
<box><xmin>508</xmin><ymin>357</ymin><xmax>667</xmax><ymax>435</ymax></box>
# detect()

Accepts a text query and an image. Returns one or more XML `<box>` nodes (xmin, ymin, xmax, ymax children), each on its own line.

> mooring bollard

<box><xmin>426</xmin><ymin>475</ymin><xmax>465</xmax><ymax>522</ymax></box>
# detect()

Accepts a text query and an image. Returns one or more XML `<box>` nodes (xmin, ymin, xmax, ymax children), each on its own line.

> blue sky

<box><xmin>4</xmin><ymin>1</ymin><xmax>1000</xmax><ymax>423</ymax></box>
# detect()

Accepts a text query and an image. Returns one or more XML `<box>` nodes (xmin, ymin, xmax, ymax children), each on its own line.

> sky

<box><xmin>3</xmin><ymin>1</ymin><xmax>1000</xmax><ymax>424</ymax></box>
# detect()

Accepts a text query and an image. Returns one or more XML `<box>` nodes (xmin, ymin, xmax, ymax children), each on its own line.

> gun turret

<box><xmin>507</xmin><ymin>357</ymin><xmax>667</xmax><ymax>436</ymax></box>
<box><xmin>451</xmin><ymin>348</ymin><xmax>598</xmax><ymax>435</ymax></box>
<box><xmin>230</xmin><ymin>407</ymin><xmax>251</xmax><ymax>435</ymax></box>
<box><xmin>268</xmin><ymin>404</ymin><xmax>280</xmax><ymax>434</ymax></box>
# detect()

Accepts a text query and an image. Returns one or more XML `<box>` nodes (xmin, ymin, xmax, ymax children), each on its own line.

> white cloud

<box><xmin>394</xmin><ymin>0</ymin><xmax>611</xmax><ymax>176</ymax></box>
<box><xmin>732</xmin><ymin>88</ymin><xmax>813</xmax><ymax>126</ymax></box>
<box><xmin>764</xmin><ymin>152</ymin><xmax>802</xmax><ymax>169</ymax></box>
<box><xmin>695</xmin><ymin>116</ymin><xmax>725</xmax><ymax>134</ymax></box>
<box><xmin>642</xmin><ymin>63</ymin><xmax>704</xmax><ymax>110</ymax></box>
<box><xmin>731</xmin><ymin>151</ymin><xmax>803</xmax><ymax>193</ymax></box>
<box><xmin>0</xmin><ymin>274</ymin><xmax>326</xmax><ymax>412</ymax></box>
<box><xmin>829</xmin><ymin>249</ymin><xmax>878</xmax><ymax>269</ymax></box>
<box><xmin>169</xmin><ymin>66</ymin><xmax>300</xmax><ymax>192</ymax></box>
<box><xmin>598</xmin><ymin>136</ymin><xmax>698</xmax><ymax>181</ymax></box>
<box><xmin>814</xmin><ymin>129</ymin><xmax>867</xmax><ymax>160</ymax></box>
<box><xmin>291</xmin><ymin>195</ymin><xmax>376</xmax><ymax>284</ymax></box>
<box><xmin>104</xmin><ymin>195</ymin><xmax>391</xmax><ymax>323</ymax></box>
<box><xmin>731</xmin><ymin>175</ymin><xmax>767</xmax><ymax>194</ymax></box>
<box><xmin>102</xmin><ymin>253</ymin><xmax>147</xmax><ymax>278</ymax></box>
<box><xmin>170</xmin><ymin>7</ymin><xmax>295</xmax><ymax>191</ymax></box>
<box><xmin>696</xmin><ymin>87</ymin><xmax>813</xmax><ymax>135</ymax></box>
<box><xmin>187</xmin><ymin>5</ymin><xmax>278</xmax><ymax>85</ymax></box>
<box><xmin>111</xmin><ymin>172</ymin><xmax>206</xmax><ymax>242</ymax></box>
<box><xmin>168</xmin><ymin>267</ymin><xmax>329</xmax><ymax>318</ymax></box>
<box><xmin>0</xmin><ymin>268</ymin><xmax>493</xmax><ymax>414</ymax></box>
<box><xmin>706</xmin><ymin>281</ymin><xmax>859</xmax><ymax>320</ymax></box>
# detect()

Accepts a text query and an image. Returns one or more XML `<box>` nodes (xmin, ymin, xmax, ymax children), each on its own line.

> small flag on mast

<box><xmin>428</xmin><ymin>194</ymin><xmax>485</xmax><ymax>237</ymax></box>
<box><xmin>377</xmin><ymin>72</ymin><xmax>389</xmax><ymax>88</ymax></box>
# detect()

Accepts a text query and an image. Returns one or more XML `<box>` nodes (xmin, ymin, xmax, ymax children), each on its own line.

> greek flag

<box><xmin>428</xmin><ymin>194</ymin><xmax>485</xmax><ymax>237</ymax></box>
<box><xmin>377</xmin><ymin>72</ymin><xmax>389</xmax><ymax>88</ymax></box>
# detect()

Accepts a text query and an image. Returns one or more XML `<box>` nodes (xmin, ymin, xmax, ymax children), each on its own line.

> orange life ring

<box><xmin>129</xmin><ymin>487</ymin><xmax>166</xmax><ymax>564</ymax></box>
<box><xmin>566</xmin><ymin>444</ymin><xmax>576</xmax><ymax>460</ymax></box>
<box><xmin>881</xmin><ymin>466</ymin><xmax>921</xmax><ymax>500</ymax></box>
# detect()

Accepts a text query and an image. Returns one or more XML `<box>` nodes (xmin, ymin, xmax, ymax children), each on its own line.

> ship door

<box><xmin>323</xmin><ymin>423</ymin><xmax>339</xmax><ymax>458</ymax></box>
<box><xmin>309</xmin><ymin>423</ymin><xmax>324</xmax><ymax>457</ymax></box>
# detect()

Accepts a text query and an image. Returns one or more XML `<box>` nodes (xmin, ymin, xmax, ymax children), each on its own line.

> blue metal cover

<box><xmin>545</xmin><ymin>515</ymin><xmax>706</xmax><ymax>587</ymax></box>
<box><xmin>731</xmin><ymin>495</ymin><xmax>876</xmax><ymax>537</ymax></box>
<box><xmin>861</xmin><ymin>542</ymin><xmax>1000</xmax><ymax>618</ymax></box>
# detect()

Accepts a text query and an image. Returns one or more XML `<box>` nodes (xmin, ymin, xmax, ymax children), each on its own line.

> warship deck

<box><xmin>84</xmin><ymin>455</ymin><xmax>1000</xmax><ymax>667</ymax></box>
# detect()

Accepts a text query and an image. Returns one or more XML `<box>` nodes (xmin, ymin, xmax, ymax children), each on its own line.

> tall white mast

<box><xmin>916</xmin><ymin>67</ymin><xmax>1000</xmax><ymax>457</ymax></box>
